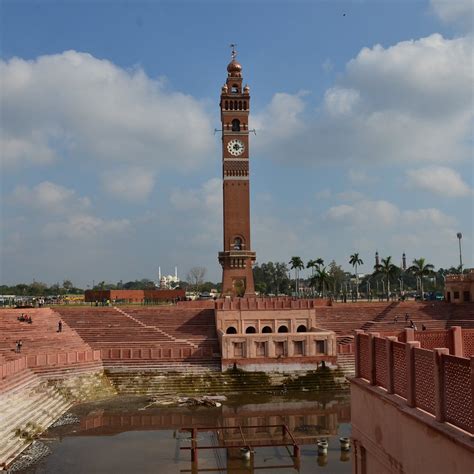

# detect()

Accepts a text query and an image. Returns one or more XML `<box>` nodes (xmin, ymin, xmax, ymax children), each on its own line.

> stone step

<box><xmin>0</xmin><ymin>390</ymin><xmax>71</xmax><ymax>467</ymax></box>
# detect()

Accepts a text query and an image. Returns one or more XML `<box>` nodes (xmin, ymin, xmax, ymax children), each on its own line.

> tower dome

<box><xmin>227</xmin><ymin>59</ymin><xmax>242</xmax><ymax>77</ymax></box>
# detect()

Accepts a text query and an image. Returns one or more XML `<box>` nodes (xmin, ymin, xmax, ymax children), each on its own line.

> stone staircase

<box><xmin>106</xmin><ymin>367</ymin><xmax>348</xmax><ymax>396</ymax></box>
<box><xmin>0</xmin><ymin>380</ymin><xmax>72</xmax><ymax>469</ymax></box>
<box><xmin>336</xmin><ymin>353</ymin><xmax>355</xmax><ymax>377</ymax></box>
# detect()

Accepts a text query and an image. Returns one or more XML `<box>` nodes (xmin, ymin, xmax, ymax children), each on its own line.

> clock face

<box><xmin>227</xmin><ymin>139</ymin><xmax>245</xmax><ymax>156</ymax></box>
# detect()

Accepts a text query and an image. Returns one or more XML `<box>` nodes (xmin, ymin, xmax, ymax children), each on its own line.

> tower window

<box><xmin>233</xmin><ymin>237</ymin><xmax>243</xmax><ymax>250</ymax></box>
<box><xmin>244</xmin><ymin>101</ymin><xmax>247</xmax><ymax>110</ymax></box>
<box><xmin>231</xmin><ymin>84</ymin><xmax>239</xmax><ymax>93</ymax></box>
<box><xmin>232</xmin><ymin>119</ymin><xmax>240</xmax><ymax>131</ymax></box>
<box><xmin>224</xmin><ymin>100</ymin><xmax>228</xmax><ymax>110</ymax></box>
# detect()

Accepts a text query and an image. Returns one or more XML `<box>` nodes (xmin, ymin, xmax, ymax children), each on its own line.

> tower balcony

<box><xmin>218</xmin><ymin>250</ymin><xmax>256</xmax><ymax>268</ymax></box>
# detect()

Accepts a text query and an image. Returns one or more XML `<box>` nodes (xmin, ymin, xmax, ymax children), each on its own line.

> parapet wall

<box><xmin>354</xmin><ymin>329</ymin><xmax>474</xmax><ymax>435</ymax></box>
<box><xmin>215</xmin><ymin>297</ymin><xmax>331</xmax><ymax>311</ymax></box>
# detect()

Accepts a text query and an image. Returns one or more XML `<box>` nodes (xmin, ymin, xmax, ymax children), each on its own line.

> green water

<box><xmin>20</xmin><ymin>391</ymin><xmax>352</xmax><ymax>473</ymax></box>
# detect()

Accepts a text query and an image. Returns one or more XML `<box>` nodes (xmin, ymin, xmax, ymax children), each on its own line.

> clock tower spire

<box><xmin>218</xmin><ymin>47</ymin><xmax>256</xmax><ymax>296</ymax></box>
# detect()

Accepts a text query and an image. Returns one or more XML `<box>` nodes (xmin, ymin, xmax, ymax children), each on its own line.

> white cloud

<box><xmin>102</xmin><ymin>167</ymin><xmax>155</xmax><ymax>202</ymax></box>
<box><xmin>324</xmin><ymin>87</ymin><xmax>360</xmax><ymax>116</ymax></box>
<box><xmin>431</xmin><ymin>0</ymin><xmax>474</xmax><ymax>28</ymax></box>
<box><xmin>336</xmin><ymin>190</ymin><xmax>365</xmax><ymax>201</ymax></box>
<box><xmin>9</xmin><ymin>181</ymin><xmax>130</xmax><ymax>241</ymax></box>
<box><xmin>42</xmin><ymin>214</ymin><xmax>130</xmax><ymax>240</ymax></box>
<box><xmin>401</xmin><ymin>208</ymin><xmax>457</xmax><ymax>227</ymax></box>
<box><xmin>348</xmin><ymin>169</ymin><xmax>378</xmax><ymax>185</ymax></box>
<box><xmin>253</xmin><ymin>34</ymin><xmax>473</xmax><ymax>166</ymax></box>
<box><xmin>11</xmin><ymin>181</ymin><xmax>90</xmax><ymax>214</ymax></box>
<box><xmin>1</xmin><ymin>51</ymin><xmax>214</xmax><ymax>170</ymax></box>
<box><xmin>170</xmin><ymin>178</ymin><xmax>222</xmax><ymax>212</ymax></box>
<box><xmin>325</xmin><ymin>199</ymin><xmax>400</xmax><ymax>226</ymax></box>
<box><xmin>406</xmin><ymin>166</ymin><xmax>473</xmax><ymax>197</ymax></box>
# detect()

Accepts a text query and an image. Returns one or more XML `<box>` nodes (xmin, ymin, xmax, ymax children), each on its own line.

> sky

<box><xmin>1</xmin><ymin>0</ymin><xmax>473</xmax><ymax>287</ymax></box>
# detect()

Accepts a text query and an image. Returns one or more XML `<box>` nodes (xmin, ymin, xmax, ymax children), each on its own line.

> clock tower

<box><xmin>218</xmin><ymin>47</ymin><xmax>256</xmax><ymax>296</ymax></box>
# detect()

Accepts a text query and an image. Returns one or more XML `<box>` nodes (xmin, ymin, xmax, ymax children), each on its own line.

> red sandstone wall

<box><xmin>84</xmin><ymin>289</ymin><xmax>185</xmax><ymax>302</ymax></box>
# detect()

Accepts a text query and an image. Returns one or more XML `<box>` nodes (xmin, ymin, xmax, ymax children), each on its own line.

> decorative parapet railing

<box><xmin>215</xmin><ymin>297</ymin><xmax>330</xmax><ymax>311</ymax></box>
<box><xmin>100</xmin><ymin>346</ymin><xmax>215</xmax><ymax>361</ymax></box>
<box><xmin>354</xmin><ymin>328</ymin><xmax>474</xmax><ymax>435</ymax></box>
<box><xmin>218</xmin><ymin>329</ymin><xmax>336</xmax><ymax>360</ymax></box>
<box><xmin>445</xmin><ymin>269</ymin><xmax>474</xmax><ymax>282</ymax></box>
<box><xmin>0</xmin><ymin>349</ymin><xmax>102</xmax><ymax>380</ymax></box>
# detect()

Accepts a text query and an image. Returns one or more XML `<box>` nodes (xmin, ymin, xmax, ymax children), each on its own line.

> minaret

<box><xmin>218</xmin><ymin>46</ymin><xmax>256</xmax><ymax>296</ymax></box>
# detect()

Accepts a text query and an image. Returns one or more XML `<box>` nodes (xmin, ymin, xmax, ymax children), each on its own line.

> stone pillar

<box><xmin>450</xmin><ymin>326</ymin><xmax>463</xmax><ymax>357</ymax></box>
<box><xmin>354</xmin><ymin>330</ymin><xmax>364</xmax><ymax>378</ymax></box>
<box><xmin>433</xmin><ymin>348</ymin><xmax>449</xmax><ymax>423</ymax></box>
<box><xmin>287</xmin><ymin>339</ymin><xmax>294</xmax><ymax>357</ymax></box>
<box><xmin>406</xmin><ymin>341</ymin><xmax>421</xmax><ymax>407</ymax></box>
<box><xmin>386</xmin><ymin>336</ymin><xmax>398</xmax><ymax>394</ymax></box>
<box><xmin>404</xmin><ymin>328</ymin><xmax>415</xmax><ymax>342</ymax></box>
<box><xmin>268</xmin><ymin>339</ymin><xmax>276</xmax><ymax>358</ymax></box>
<box><xmin>368</xmin><ymin>332</ymin><xmax>380</xmax><ymax>386</ymax></box>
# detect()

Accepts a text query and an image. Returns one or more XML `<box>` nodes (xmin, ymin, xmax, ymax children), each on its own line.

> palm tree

<box><xmin>349</xmin><ymin>253</ymin><xmax>364</xmax><ymax>299</ymax></box>
<box><xmin>310</xmin><ymin>266</ymin><xmax>332</xmax><ymax>298</ymax></box>
<box><xmin>373</xmin><ymin>256</ymin><xmax>399</xmax><ymax>301</ymax></box>
<box><xmin>289</xmin><ymin>256</ymin><xmax>305</xmax><ymax>297</ymax></box>
<box><xmin>307</xmin><ymin>258</ymin><xmax>324</xmax><ymax>296</ymax></box>
<box><xmin>408</xmin><ymin>258</ymin><xmax>435</xmax><ymax>298</ymax></box>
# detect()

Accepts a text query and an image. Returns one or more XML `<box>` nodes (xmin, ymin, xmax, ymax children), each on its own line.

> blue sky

<box><xmin>1</xmin><ymin>0</ymin><xmax>473</xmax><ymax>287</ymax></box>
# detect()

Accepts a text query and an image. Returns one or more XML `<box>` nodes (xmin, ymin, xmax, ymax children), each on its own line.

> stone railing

<box><xmin>100</xmin><ymin>346</ymin><xmax>215</xmax><ymax>361</ymax></box>
<box><xmin>216</xmin><ymin>297</ymin><xmax>331</xmax><ymax>311</ymax></box>
<box><xmin>1</xmin><ymin>349</ymin><xmax>102</xmax><ymax>380</ymax></box>
<box><xmin>354</xmin><ymin>329</ymin><xmax>474</xmax><ymax>435</ymax></box>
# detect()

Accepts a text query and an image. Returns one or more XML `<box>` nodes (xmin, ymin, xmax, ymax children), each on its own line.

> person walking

<box><xmin>58</xmin><ymin>320</ymin><xmax>62</xmax><ymax>333</ymax></box>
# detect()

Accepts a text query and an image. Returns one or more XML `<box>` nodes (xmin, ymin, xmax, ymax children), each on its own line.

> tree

<box><xmin>310</xmin><ymin>266</ymin><xmax>332</xmax><ymax>298</ymax></box>
<box><xmin>328</xmin><ymin>260</ymin><xmax>345</xmax><ymax>295</ymax></box>
<box><xmin>253</xmin><ymin>262</ymin><xmax>290</xmax><ymax>295</ymax></box>
<box><xmin>408</xmin><ymin>258</ymin><xmax>435</xmax><ymax>297</ymax></box>
<box><xmin>289</xmin><ymin>256</ymin><xmax>305</xmax><ymax>297</ymax></box>
<box><xmin>186</xmin><ymin>266</ymin><xmax>207</xmax><ymax>292</ymax></box>
<box><xmin>62</xmin><ymin>280</ymin><xmax>73</xmax><ymax>293</ymax></box>
<box><xmin>373</xmin><ymin>256</ymin><xmax>399</xmax><ymax>301</ymax></box>
<box><xmin>349</xmin><ymin>253</ymin><xmax>364</xmax><ymax>299</ymax></box>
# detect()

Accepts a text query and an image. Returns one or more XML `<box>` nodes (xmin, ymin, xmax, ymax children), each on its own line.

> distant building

<box><xmin>157</xmin><ymin>266</ymin><xmax>180</xmax><ymax>289</ymax></box>
<box><xmin>445</xmin><ymin>269</ymin><xmax>474</xmax><ymax>303</ymax></box>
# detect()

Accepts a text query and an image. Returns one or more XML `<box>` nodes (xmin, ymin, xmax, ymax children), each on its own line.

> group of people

<box><xmin>17</xmin><ymin>313</ymin><xmax>33</xmax><ymax>324</ymax></box>
<box><xmin>393</xmin><ymin>313</ymin><xmax>426</xmax><ymax>331</ymax></box>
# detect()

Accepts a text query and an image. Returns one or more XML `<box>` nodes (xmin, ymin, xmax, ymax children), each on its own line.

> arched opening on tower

<box><xmin>232</xmin><ymin>119</ymin><xmax>241</xmax><ymax>132</ymax></box>
<box><xmin>233</xmin><ymin>237</ymin><xmax>243</xmax><ymax>250</ymax></box>
<box><xmin>226</xmin><ymin>326</ymin><xmax>237</xmax><ymax>334</ymax></box>
<box><xmin>297</xmin><ymin>325</ymin><xmax>307</xmax><ymax>332</ymax></box>
<box><xmin>245</xmin><ymin>326</ymin><xmax>256</xmax><ymax>334</ymax></box>
<box><xmin>278</xmin><ymin>325</ymin><xmax>289</xmax><ymax>333</ymax></box>
<box><xmin>231</xmin><ymin>84</ymin><xmax>239</xmax><ymax>93</ymax></box>
<box><xmin>262</xmin><ymin>326</ymin><xmax>272</xmax><ymax>333</ymax></box>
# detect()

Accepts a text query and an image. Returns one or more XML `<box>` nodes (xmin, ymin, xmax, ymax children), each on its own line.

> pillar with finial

<box><xmin>402</xmin><ymin>253</ymin><xmax>406</xmax><ymax>271</ymax></box>
<box><xmin>375</xmin><ymin>251</ymin><xmax>379</xmax><ymax>267</ymax></box>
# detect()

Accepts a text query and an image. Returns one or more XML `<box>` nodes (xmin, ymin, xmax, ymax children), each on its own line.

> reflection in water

<box><xmin>21</xmin><ymin>393</ymin><xmax>351</xmax><ymax>474</ymax></box>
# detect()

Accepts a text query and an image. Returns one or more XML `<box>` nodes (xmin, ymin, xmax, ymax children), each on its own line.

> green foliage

<box><xmin>253</xmin><ymin>261</ymin><xmax>291</xmax><ymax>295</ymax></box>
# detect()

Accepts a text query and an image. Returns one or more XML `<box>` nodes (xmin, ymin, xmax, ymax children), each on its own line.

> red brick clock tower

<box><xmin>218</xmin><ymin>47</ymin><xmax>256</xmax><ymax>296</ymax></box>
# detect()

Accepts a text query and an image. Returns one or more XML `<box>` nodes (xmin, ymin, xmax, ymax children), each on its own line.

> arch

<box><xmin>226</xmin><ymin>326</ymin><xmax>237</xmax><ymax>334</ymax></box>
<box><xmin>232</xmin><ymin>119</ymin><xmax>241</xmax><ymax>132</ymax></box>
<box><xmin>234</xmin><ymin>100</ymin><xmax>238</xmax><ymax>110</ymax></box>
<box><xmin>238</xmin><ymin>101</ymin><xmax>242</xmax><ymax>110</ymax></box>
<box><xmin>232</xmin><ymin>236</ymin><xmax>245</xmax><ymax>250</ymax></box>
<box><xmin>245</xmin><ymin>326</ymin><xmax>256</xmax><ymax>334</ymax></box>
<box><xmin>231</xmin><ymin>84</ymin><xmax>239</xmax><ymax>93</ymax></box>
<box><xmin>224</xmin><ymin>100</ymin><xmax>228</xmax><ymax>110</ymax></box>
<box><xmin>297</xmin><ymin>325</ymin><xmax>307</xmax><ymax>333</ymax></box>
<box><xmin>278</xmin><ymin>325</ymin><xmax>289</xmax><ymax>333</ymax></box>
<box><xmin>230</xmin><ymin>101</ymin><xmax>234</xmax><ymax>110</ymax></box>
<box><xmin>244</xmin><ymin>101</ymin><xmax>247</xmax><ymax>110</ymax></box>
<box><xmin>262</xmin><ymin>326</ymin><xmax>272</xmax><ymax>333</ymax></box>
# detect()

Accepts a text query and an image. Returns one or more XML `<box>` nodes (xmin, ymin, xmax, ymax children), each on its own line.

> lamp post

<box><xmin>457</xmin><ymin>232</ymin><xmax>463</xmax><ymax>272</ymax></box>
